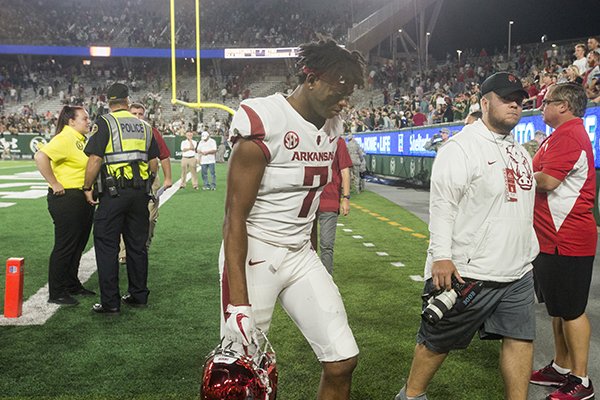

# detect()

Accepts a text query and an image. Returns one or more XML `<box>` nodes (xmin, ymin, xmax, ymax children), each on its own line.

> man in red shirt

<box><xmin>315</xmin><ymin>136</ymin><xmax>352</xmax><ymax>275</ymax></box>
<box><xmin>530</xmin><ymin>83</ymin><xmax>596</xmax><ymax>400</ymax></box>
<box><xmin>412</xmin><ymin>107</ymin><xmax>427</xmax><ymax>127</ymax></box>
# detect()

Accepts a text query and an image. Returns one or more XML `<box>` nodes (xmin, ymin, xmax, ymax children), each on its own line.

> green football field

<box><xmin>0</xmin><ymin>160</ymin><xmax>505</xmax><ymax>399</ymax></box>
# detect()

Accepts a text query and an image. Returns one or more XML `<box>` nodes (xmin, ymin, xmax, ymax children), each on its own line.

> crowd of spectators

<box><xmin>3</xmin><ymin>48</ymin><xmax>297</xmax><ymax>141</ymax></box>
<box><xmin>339</xmin><ymin>36</ymin><xmax>600</xmax><ymax>133</ymax></box>
<box><xmin>3</xmin><ymin>26</ymin><xmax>600</xmax><ymax>140</ymax></box>
<box><xmin>0</xmin><ymin>0</ymin><xmax>386</xmax><ymax>49</ymax></box>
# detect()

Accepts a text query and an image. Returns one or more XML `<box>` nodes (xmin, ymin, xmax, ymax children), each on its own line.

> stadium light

<box><xmin>425</xmin><ymin>32</ymin><xmax>431</xmax><ymax>71</ymax></box>
<box><xmin>508</xmin><ymin>20</ymin><xmax>514</xmax><ymax>60</ymax></box>
<box><xmin>90</xmin><ymin>46</ymin><xmax>111</xmax><ymax>57</ymax></box>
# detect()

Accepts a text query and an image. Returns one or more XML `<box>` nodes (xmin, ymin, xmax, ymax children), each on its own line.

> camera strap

<box><xmin>453</xmin><ymin>280</ymin><xmax>483</xmax><ymax>312</ymax></box>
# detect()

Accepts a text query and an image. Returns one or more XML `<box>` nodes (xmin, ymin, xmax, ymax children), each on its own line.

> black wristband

<box><xmin>342</xmin><ymin>195</ymin><xmax>351</xmax><ymax>199</ymax></box>
<box><xmin>82</xmin><ymin>186</ymin><xmax>93</xmax><ymax>192</ymax></box>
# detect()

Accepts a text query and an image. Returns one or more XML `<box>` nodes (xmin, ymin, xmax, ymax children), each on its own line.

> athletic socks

<box><xmin>574</xmin><ymin>375</ymin><xmax>590</xmax><ymax>387</ymax></box>
<box><xmin>552</xmin><ymin>361</ymin><xmax>571</xmax><ymax>375</ymax></box>
<box><xmin>551</xmin><ymin>362</ymin><xmax>590</xmax><ymax>388</ymax></box>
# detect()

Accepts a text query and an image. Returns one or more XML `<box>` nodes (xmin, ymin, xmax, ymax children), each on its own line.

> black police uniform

<box><xmin>84</xmin><ymin>109</ymin><xmax>159</xmax><ymax>310</ymax></box>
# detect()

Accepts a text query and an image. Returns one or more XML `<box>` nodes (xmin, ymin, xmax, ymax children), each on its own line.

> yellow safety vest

<box><xmin>101</xmin><ymin>110</ymin><xmax>152</xmax><ymax>180</ymax></box>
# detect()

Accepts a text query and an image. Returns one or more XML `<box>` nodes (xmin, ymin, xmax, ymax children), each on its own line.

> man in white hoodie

<box><xmin>395</xmin><ymin>72</ymin><xmax>539</xmax><ymax>400</ymax></box>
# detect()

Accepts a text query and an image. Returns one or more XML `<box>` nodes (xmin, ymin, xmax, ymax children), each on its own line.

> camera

<box><xmin>421</xmin><ymin>288</ymin><xmax>458</xmax><ymax>325</ymax></box>
<box><xmin>430</xmin><ymin>133</ymin><xmax>443</xmax><ymax>144</ymax></box>
<box><xmin>421</xmin><ymin>279</ymin><xmax>483</xmax><ymax>325</ymax></box>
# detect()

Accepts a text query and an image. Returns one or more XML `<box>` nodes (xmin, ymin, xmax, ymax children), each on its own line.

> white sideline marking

<box><xmin>0</xmin><ymin>182</ymin><xmax>43</xmax><ymax>189</ymax></box>
<box><xmin>0</xmin><ymin>202</ymin><xmax>16</xmax><ymax>208</ymax></box>
<box><xmin>342</xmin><ymin>228</ymin><xmax>353</xmax><ymax>232</ymax></box>
<box><xmin>376</xmin><ymin>252</ymin><xmax>389</xmax><ymax>256</ymax></box>
<box><xmin>0</xmin><ymin>189</ymin><xmax>47</xmax><ymax>199</ymax></box>
<box><xmin>0</xmin><ymin>165</ymin><xmax>37</xmax><ymax>171</ymax></box>
<box><xmin>352</xmin><ymin>235</ymin><xmax>363</xmax><ymax>239</ymax></box>
<box><xmin>336</xmin><ymin>223</ymin><xmax>344</xmax><ymax>227</ymax></box>
<box><xmin>410</xmin><ymin>275</ymin><xmax>425</xmax><ymax>282</ymax></box>
<box><xmin>0</xmin><ymin>172</ymin><xmax>191</xmax><ymax>326</ymax></box>
<box><xmin>363</xmin><ymin>242</ymin><xmax>375</xmax><ymax>247</ymax></box>
<box><xmin>0</xmin><ymin>173</ymin><xmax>44</xmax><ymax>180</ymax></box>
<box><xmin>391</xmin><ymin>262</ymin><xmax>405</xmax><ymax>267</ymax></box>
<box><xmin>0</xmin><ymin>251</ymin><xmax>98</xmax><ymax>326</ymax></box>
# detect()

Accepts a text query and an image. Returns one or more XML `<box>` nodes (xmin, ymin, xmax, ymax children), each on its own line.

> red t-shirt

<box><xmin>527</xmin><ymin>85</ymin><xmax>539</xmax><ymax>98</ymax></box>
<box><xmin>413</xmin><ymin>112</ymin><xmax>427</xmax><ymax>126</ymax></box>
<box><xmin>153</xmin><ymin>127</ymin><xmax>171</xmax><ymax>160</ymax></box>
<box><xmin>533</xmin><ymin>118</ymin><xmax>597</xmax><ymax>256</ymax></box>
<box><xmin>536</xmin><ymin>84</ymin><xmax>549</xmax><ymax>108</ymax></box>
<box><xmin>319</xmin><ymin>137</ymin><xmax>353</xmax><ymax>213</ymax></box>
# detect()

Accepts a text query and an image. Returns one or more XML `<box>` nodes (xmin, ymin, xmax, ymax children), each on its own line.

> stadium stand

<box><xmin>0</xmin><ymin>0</ymin><xmax>388</xmax><ymax>48</ymax></box>
<box><xmin>1</xmin><ymin>0</ymin><xmax>598</xmax><ymax>141</ymax></box>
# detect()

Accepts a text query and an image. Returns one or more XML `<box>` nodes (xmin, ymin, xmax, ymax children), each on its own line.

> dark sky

<box><xmin>425</xmin><ymin>0</ymin><xmax>600</xmax><ymax>57</ymax></box>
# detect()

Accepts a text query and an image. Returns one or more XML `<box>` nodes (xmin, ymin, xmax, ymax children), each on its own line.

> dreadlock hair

<box><xmin>296</xmin><ymin>39</ymin><xmax>366</xmax><ymax>88</ymax></box>
<box><xmin>55</xmin><ymin>105</ymin><xmax>85</xmax><ymax>136</ymax></box>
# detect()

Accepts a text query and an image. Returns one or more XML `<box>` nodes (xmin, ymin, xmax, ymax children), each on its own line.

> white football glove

<box><xmin>224</xmin><ymin>304</ymin><xmax>255</xmax><ymax>347</ymax></box>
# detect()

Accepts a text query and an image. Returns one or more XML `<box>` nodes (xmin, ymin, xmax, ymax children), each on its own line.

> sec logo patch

<box><xmin>284</xmin><ymin>131</ymin><xmax>299</xmax><ymax>150</ymax></box>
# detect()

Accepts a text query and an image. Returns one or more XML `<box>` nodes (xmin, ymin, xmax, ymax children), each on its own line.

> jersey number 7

<box><xmin>298</xmin><ymin>166</ymin><xmax>329</xmax><ymax>218</ymax></box>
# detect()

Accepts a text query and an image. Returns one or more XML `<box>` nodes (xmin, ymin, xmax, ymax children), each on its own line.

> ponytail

<box><xmin>55</xmin><ymin>105</ymin><xmax>84</xmax><ymax>136</ymax></box>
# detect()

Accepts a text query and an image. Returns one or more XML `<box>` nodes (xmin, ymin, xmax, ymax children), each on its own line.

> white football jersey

<box><xmin>230</xmin><ymin>93</ymin><xmax>343</xmax><ymax>249</ymax></box>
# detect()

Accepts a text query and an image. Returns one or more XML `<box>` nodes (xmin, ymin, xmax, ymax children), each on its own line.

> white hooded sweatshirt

<box><xmin>425</xmin><ymin>119</ymin><xmax>539</xmax><ymax>282</ymax></box>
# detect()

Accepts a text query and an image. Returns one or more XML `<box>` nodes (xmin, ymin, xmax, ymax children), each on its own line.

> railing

<box><xmin>347</xmin><ymin>2</ymin><xmax>402</xmax><ymax>43</ymax></box>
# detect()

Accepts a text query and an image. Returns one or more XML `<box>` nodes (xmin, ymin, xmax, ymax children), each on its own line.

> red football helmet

<box><xmin>200</xmin><ymin>330</ymin><xmax>278</xmax><ymax>400</ymax></box>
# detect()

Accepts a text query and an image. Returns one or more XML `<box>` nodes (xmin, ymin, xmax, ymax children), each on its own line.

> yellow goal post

<box><xmin>169</xmin><ymin>0</ymin><xmax>235</xmax><ymax>115</ymax></box>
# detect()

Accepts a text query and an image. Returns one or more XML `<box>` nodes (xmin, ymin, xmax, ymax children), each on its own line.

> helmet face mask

<box><xmin>201</xmin><ymin>330</ymin><xmax>278</xmax><ymax>400</ymax></box>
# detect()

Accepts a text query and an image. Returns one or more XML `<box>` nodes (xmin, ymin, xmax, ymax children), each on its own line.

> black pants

<box><xmin>93</xmin><ymin>188</ymin><xmax>150</xmax><ymax>309</ymax></box>
<box><xmin>47</xmin><ymin>189</ymin><xmax>94</xmax><ymax>299</ymax></box>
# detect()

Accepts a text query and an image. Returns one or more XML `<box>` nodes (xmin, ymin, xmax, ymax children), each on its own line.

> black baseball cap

<box><xmin>107</xmin><ymin>83</ymin><xmax>129</xmax><ymax>100</ymax></box>
<box><xmin>481</xmin><ymin>72</ymin><xmax>528</xmax><ymax>99</ymax></box>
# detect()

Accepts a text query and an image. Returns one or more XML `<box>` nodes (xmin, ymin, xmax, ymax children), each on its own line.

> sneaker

<box><xmin>91</xmin><ymin>303</ymin><xmax>120</xmax><ymax>315</ymax></box>
<box><xmin>48</xmin><ymin>295</ymin><xmax>79</xmax><ymax>306</ymax></box>
<box><xmin>547</xmin><ymin>375</ymin><xmax>594</xmax><ymax>400</ymax></box>
<box><xmin>121</xmin><ymin>294</ymin><xmax>147</xmax><ymax>308</ymax></box>
<box><xmin>69</xmin><ymin>287</ymin><xmax>96</xmax><ymax>296</ymax></box>
<box><xmin>394</xmin><ymin>386</ymin><xmax>429</xmax><ymax>400</ymax></box>
<box><xmin>210</xmin><ymin>187</ymin><xmax>216</xmax><ymax>191</ymax></box>
<box><xmin>531</xmin><ymin>362</ymin><xmax>570</xmax><ymax>387</ymax></box>
<box><xmin>202</xmin><ymin>186</ymin><xmax>210</xmax><ymax>190</ymax></box>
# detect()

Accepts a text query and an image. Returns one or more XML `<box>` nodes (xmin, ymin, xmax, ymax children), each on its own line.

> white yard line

<box><xmin>0</xmin><ymin>171</ymin><xmax>190</xmax><ymax>326</ymax></box>
<box><xmin>0</xmin><ymin>165</ymin><xmax>37</xmax><ymax>171</ymax></box>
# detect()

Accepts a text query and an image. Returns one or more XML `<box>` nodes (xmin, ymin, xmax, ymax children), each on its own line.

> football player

<box><xmin>219</xmin><ymin>39</ymin><xmax>365</xmax><ymax>400</ymax></box>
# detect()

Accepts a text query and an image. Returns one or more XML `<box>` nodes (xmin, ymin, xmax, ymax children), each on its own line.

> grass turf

<box><xmin>0</xmin><ymin>160</ymin><xmax>505</xmax><ymax>399</ymax></box>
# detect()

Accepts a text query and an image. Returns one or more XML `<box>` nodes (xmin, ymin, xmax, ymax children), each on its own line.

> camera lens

<box><xmin>421</xmin><ymin>290</ymin><xmax>458</xmax><ymax>325</ymax></box>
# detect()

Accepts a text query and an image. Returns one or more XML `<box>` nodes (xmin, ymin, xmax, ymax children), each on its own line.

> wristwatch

<box><xmin>342</xmin><ymin>195</ymin><xmax>351</xmax><ymax>200</ymax></box>
<box><xmin>82</xmin><ymin>186</ymin><xmax>93</xmax><ymax>192</ymax></box>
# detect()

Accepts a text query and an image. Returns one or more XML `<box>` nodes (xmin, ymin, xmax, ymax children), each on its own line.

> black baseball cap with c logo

<box><xmin>481</xmin><ymin>72</ymin><xmax>528</xmax><ymax>99</ymax></box>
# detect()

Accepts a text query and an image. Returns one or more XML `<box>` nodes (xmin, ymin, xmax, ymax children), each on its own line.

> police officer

<box><xmin>82</xmin><ymin>83</ymin><xmax>159</xmax><ymax>314</ymax></box>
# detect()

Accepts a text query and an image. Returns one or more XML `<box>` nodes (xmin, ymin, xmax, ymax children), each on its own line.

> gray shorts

<box><xmin>416</xmin><ymin>270</ymin><xmax>535</xmax><ymax>354</ymax></box>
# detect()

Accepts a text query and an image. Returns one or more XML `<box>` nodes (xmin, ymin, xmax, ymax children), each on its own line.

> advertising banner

<box><xmin>353</xmin><ymin>105</ymin><xmax>599</xmax><ymax>167</ymax></box>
